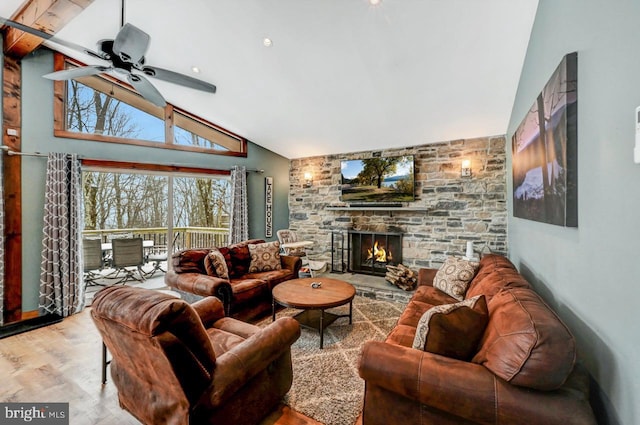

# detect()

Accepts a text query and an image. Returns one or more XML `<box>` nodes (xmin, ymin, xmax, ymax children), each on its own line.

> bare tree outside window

<box><xmin>72</xmin><ymin>78</ymin><xmax>231</xmax><ymax>250</ymax></box>
<box><xmin>66</xmin><ymin>80</ymin><xmax>164</xmax><ymax>141</ymax></box>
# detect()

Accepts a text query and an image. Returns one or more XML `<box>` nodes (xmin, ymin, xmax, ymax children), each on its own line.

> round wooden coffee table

<box><xmin>272</xmin><ymin>277</ymin><xmax>356</xmax><ymax>348</ymax></box>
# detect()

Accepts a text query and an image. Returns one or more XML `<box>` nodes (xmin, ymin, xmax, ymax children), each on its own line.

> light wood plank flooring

<box><xmin>0</xmin><ymin>309</ymin><xmax>321</xmax><ymax>425</ymax></box>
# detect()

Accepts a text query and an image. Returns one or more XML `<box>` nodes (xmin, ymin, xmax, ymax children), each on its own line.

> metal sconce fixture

<box><xmin>461</xmin><ymin>159</ymin><xmax>471</xmax><ymax>178</ymax></box>
<box><xmin>303</xmin><ymin>172</ymin><xmax>313</xmax><ymax>187</ymax></box>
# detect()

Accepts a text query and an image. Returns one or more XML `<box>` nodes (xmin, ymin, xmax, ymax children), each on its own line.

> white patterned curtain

<box><xmin>0</xmin><ymin>152</ymin><xmax>4</xmax><ymax>326</ymax></box>
<box><xmin>229</xmin><ymin>165</ymin><xmax>249</xmax><ymax>244</ymax></box>
<box><xmin>39</xmin><ymin>153</ymin><xmax>84</xmax><ymax>317</ymax></box>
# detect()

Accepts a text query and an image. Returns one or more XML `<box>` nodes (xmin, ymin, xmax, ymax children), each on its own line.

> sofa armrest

<box><xmin>203</xmin><ymin>317</ymin><xmax>301</xmax><ymax>407</ymax></box>
<box><xmin>359</xmin><ymin>341</ymin><xmax>596</xmax><ymax>425</ymax></box>
<box><xmin>166</xmin><ymin>270</ymin><xmax>232</xmax><ymax>303</ymax></box>
<box><xmin>191</xmin><ymin>297</ymin><xmax>226</xmax><ymax>328</ymax></box>
<box><xmin>417</xmin><ymin>268</ymin><xmax>437</xmax><ymax>287</ymax></box>
<box><xmin>359</xmin><ymin>341</ymin><xmax>497</xmax><ymax>423</ymax></box>
<box><xmin>280</xmin><ymin>255</ymin><xmax>302</xmax><ymax>274</ymax></box>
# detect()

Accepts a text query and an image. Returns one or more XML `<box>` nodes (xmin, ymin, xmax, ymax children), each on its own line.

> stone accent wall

<box><xmin>288</xmin><ymin>135</ymin><xmax>507</xmax><ymax>270</ymax></box>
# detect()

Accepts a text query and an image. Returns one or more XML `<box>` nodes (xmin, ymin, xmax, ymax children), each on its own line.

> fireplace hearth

<box><xmin>349</xmin><ymin>231</ymin><xmax>403</xmax><ymax>276</ymax></box>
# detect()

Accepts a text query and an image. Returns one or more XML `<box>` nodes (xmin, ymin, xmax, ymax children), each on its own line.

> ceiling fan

<box><xmin>0</xmin><ymin>13</ymin><xmax>216</xmax><ymax>107</ymax></box>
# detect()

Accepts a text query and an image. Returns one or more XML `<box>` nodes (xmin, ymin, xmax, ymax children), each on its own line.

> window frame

<box><xmin>53</xmin><ymin>53</ymin><xmax>247</xmax><ymax>157</ymax></box>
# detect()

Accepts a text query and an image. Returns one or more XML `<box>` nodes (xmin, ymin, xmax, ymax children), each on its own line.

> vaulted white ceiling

<box><xmin>1</xmin><ymin>0</ymin><xmax>538</xmax><ymax>159</ymax></box>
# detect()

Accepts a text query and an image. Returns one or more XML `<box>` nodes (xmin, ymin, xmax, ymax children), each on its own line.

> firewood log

<box><xmin>385</xmin><ymin>264</ymin><xmax>417</xmax><ymax>291</ymax></box>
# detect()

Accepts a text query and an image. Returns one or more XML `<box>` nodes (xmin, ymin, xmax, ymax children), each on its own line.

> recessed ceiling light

<box><xmin>263</xmin><ymin>37</ymin><xmax>273</xmax><ymax>47</ymax></box>
<box><xmin>369</xmin><ymin>0</ymin><xmax>381</xmax><ymax>5</ymax></box>
<box><xmin>191</xmin><ymin>66</ymin><xmax>200</xmax><ymax>73</ymax></box>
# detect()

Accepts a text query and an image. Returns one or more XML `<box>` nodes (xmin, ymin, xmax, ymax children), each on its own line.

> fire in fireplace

<box><xmin>367</xmin><ymin>240</ymin><xmax>392</xmax><ymax>264</ymax></box>
<box><xmin>349</xmin><ymin>231</ymin><xmax>402</xmax><ymax>276</ymax></box>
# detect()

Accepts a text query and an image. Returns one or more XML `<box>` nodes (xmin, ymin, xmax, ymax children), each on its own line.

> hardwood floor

<box><xmin>0</xmin><ymin>309</ymin><xmax>321</xmax><ymax>425</ymax></box>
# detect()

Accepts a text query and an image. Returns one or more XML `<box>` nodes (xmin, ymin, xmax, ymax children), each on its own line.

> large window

<box><xmin>67</xmin><ymin>79</ymin><xmax>165</xmax><ymax>142</ymax></box>
<box><xmin>174</xmin><ymin>110</ymin><xmax>242</xmax><ymax>152</ymax></box>
<box><xmin>54</xmin><ymin>54</ymin><xmax>247</xmax><ymax>156</ymax></box>
<box><xmin>82</xmin><ymin>168</ymin><xmax>231</xmax><ymax>251</ymax></box>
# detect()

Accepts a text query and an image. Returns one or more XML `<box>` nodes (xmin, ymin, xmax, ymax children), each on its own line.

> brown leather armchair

<box><xmin>91</xmin><ymin>285</ymin><xmax>301</xmax><ymax>425</ymax></box>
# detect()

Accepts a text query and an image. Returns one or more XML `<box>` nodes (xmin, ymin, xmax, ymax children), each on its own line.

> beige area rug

<box><xmin>260</xmin><ymin>296</ymin><xmax>407</xmax><ymax>425</ymax></box>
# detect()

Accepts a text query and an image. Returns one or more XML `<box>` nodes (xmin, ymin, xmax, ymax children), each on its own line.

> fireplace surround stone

<box><xmin>288</xmin><ymin>135</ymin><xmax>508</xmax><ymax>273</ymax></box>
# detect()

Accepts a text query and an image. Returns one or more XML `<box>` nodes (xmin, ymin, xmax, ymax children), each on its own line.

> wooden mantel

<box><xmin>1</xmin><ymin>0</ymin><xmax>94</xmax><ymax>324</ymax></box>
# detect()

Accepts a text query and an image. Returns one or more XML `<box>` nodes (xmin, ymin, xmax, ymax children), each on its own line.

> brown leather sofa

<box><xmin>358</xmin><ymin>254</ymin><xmax>597</xmax><ymax>425</ymax></box>
<box><xmin>91</xmin><ymin>285</ymin><xmax>301</xmax><ymax>425</ymax></box>
<box><xmin>165</xmin><ymin>239</ymin><xmax>301</xmax><ymax>322</ymax></box>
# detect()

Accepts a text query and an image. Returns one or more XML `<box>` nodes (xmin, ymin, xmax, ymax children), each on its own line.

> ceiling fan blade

<box><xmin>43</xmin><ymin>65</ymin><xmax>112</xmax><ymax>80</ymax></box>
<box><xmin>127</xmin><ymin>73</ymin><xmax>166</xmax><ymax>107</ymax></box>
<box><xmin>0</xmin><ymin>16</ymin><xmax>106</xmax><ymax>59</ymax></box>
<box><xmin>112</xmin><ymin>23</ymin><xmax>150</xmax><ymax>65</ymax></box>
<box><xmin>141</xmin><ymin>66</ymin><xmax>217</xmax><ymax>93</ymax></box>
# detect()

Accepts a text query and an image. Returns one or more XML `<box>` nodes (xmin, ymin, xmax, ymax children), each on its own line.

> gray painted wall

<box><xmin>507</xmin><ymin>2</ymin><xmax>640</xmax><ymax>424</ymax></box>
<box><xmin>18</xmin><ymin>49</ymin><xmax>290</xmax><ymax>312</ymax></box>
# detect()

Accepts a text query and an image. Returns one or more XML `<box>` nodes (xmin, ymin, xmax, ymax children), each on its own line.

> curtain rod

<box><xmin>0</xmin><ymin>146</ymin><xmax>265</xmax><ymax>173</ymax></box>
<box><xmin>0</xmin><ymin>145</ymin><xmax>48</xmax><ymax>157</ymax></box>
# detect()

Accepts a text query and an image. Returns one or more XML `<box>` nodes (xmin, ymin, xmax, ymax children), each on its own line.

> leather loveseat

<box><xmin>165</xmin><ymin>239</ymin><xmax>301</xmax><ymax>322</ymax></box>
<box><xmin>358</xmin><ymin>254</ymin><xmax>597</xmax><ymax>425</ymax></box>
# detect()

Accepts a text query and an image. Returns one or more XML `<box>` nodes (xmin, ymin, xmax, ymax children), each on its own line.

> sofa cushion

<box><xmin>227</xmin><ymin>239</ymin><xmax>265</xmax><ymax>277</ymax></box>
<box><xmin>397</xmin><ymin>299</ymin><xmax>440</xmax><ymax>328</ymax></box>
<box><xmin>386</xmin><ymin>324</ymin><xmax>420</xmax><ymax>348</ymax></box>
<box><xmin>472</xmin><ymin>288</ymin><xmax>576</xmax><ymax>390</ymax></box>
<box><xmin>216</xmin><ymin>246</ymin><xmax>234</xmax><ymax>274</ymax></box>
<box><xmin>204</xmin><ymin>249</ymin><xmax>230</xmax><ymax>280</ymax></box>
<box><xmin>229</xmin><ymin>278</ymin><xmax>270</xmax><ymax>306</ymax></box>
<box><xmin>244</xmin><ymin>269</ymin><xmax>295</xmax><ymax>290</ymax></box>
<box><xmin>248</xmin><ymin>241</ymin><xmax>282</xmax><ymax>273</ymax></box>
<box><xmin>413</xmin><ymin>285</ymin><xmax>459</xmax><ymax>306</ymax></box>
<box><xmin>412</xmin><ymin>295</ymin><xmax>488</xmax><ymax>360</ymax></box>
<box><xmin>205</xmin><ymin>328</ymin><xmax>246</xmax><ymax>358</ymax></box>
<box><xmin>465</xmin><ymin>254</ymin><xmax>531</xmax><ymax>302</ymax></box>
<box><xmin>171</xmin><ymin>248</ymin><xmax>210</xmax><ymax>274</ymax></box>
<box><xmin>433</xmin><ymin>256</ymin><xmax>479</xmax><ymax>301</ymax></box>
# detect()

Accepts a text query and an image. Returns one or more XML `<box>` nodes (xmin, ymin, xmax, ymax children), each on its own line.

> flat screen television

<box><xmin>340</xmin><ymin>155</ymin><xmax>415</xmax><ymax>203</ymax></box>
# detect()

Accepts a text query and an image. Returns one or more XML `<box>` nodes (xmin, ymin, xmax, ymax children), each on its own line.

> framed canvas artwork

<box><xmin>512</xmin><ymin>52</ymin><xmax>578</xmax><ymax>227</ymax></box>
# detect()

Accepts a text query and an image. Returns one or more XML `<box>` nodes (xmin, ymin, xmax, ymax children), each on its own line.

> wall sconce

<box><xmin>461</xmin><ymin>159</ymin><xmax>472</xmax><ymax>178</ymax></box>
<box><xmin>303</xmin><ymin>172</ymin><xmax>313</xmax><ymax>187</ymax></box>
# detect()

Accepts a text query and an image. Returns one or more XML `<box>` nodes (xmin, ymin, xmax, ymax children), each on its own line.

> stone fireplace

<box><xmin>288</xmin><ymin>136</ymin><xmax>508</xmax><ymax>271</ymax></box>
<box><xmin>349</xmin><ymin>231</ymin><xmax>403</xmax><ymax>276</ymax></box>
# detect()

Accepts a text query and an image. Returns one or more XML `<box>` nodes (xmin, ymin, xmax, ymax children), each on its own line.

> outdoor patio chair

<box><xmin>83</xmin><ymin>238</ymin><xmax>106</xmax><ymax>287</ymax></box>
<box><xmin>103</xmin><ymin>232</ymin><xmax>134</xmax><ymax>267</ymax></box>
<box><xmin>111</xmin><ymin>237</ymin><xmax>146</xmax><ymax>283</ymax></box>
<box><xmin>144</xmin><ymin>247</ymin><xmax>168</xmax><ymax>278</ymax></box>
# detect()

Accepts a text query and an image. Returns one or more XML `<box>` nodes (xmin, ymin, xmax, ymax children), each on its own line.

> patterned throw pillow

<box><xmin>227</xmin><ymin>239</ymin><xmax>264</xmax><ymax>277</ymax></box>
<box><xmin>412</xmin><ymin>295</ymin><xmax>488</xmax><ymax>360</ymax></box>
<box><xmin>204</xmin><ymin>249</ymin><xmax>230</xmax><ymax>280</ymax></box>
<box><xmin>248</xmin><ymin>241</ymin><xmax>282</xmax><ymax>273</ymax></box>
<box><xmin>433</xmin><ymin>256</ymin><xmax>480</xmax><ymax>301</ymax></box>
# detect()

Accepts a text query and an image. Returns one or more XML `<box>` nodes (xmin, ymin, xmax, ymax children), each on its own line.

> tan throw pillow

<box><xmin>248</xmin><ymin>241</ymin><xmax>282</xmax><ymax>273</ymax></box>
<box><xmin>433</xmin><ymin>256</ymin><xmax>480</xmax><ymax>301</ymax></box>
<box><xmin>412</xmin><ymin>295</ymin><xmax>488</xmax><ymax>361</ymax></box>
<box><xmin>204</xmin><ymin>249</ymin><xmax>229</xmax><ymax>280</ymax></box>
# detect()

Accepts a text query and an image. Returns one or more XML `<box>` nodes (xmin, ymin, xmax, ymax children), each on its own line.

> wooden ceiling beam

<box><xmin>3</xmin><ymin>0</ymin><xmax>94</xmax><ymax>58</ymax></box>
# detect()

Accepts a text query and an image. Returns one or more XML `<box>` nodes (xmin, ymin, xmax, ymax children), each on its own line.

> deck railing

<box><xmin>82</xmin><ymin>226</ymin><xmax>229</xmax><ymax>253</ymax></box>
